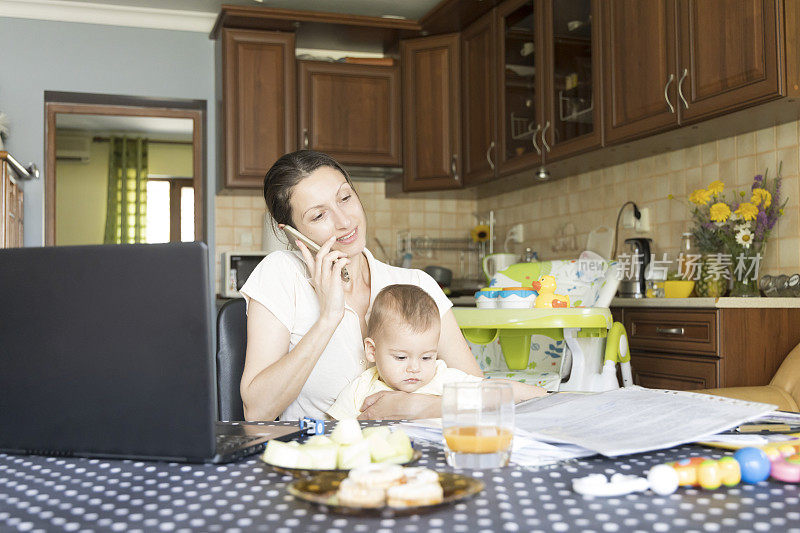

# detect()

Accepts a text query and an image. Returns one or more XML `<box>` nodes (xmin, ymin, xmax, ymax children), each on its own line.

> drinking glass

<box><xmin>441</xmin><ymin>382</ymin><xmax>514</xmax><ymax>468</ymax></box>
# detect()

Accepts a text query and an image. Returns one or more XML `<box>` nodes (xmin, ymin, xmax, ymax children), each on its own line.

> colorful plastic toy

<box><xmin>666</xmin><ymin>456</ymin><xmax>741</xmax><ymax>489</ymax></box>
<box><xmin>532</xmin><ymin>275</ymin><xmax>570</xmax><ymax>308</ymax></box>
<box><xmin>759</xmin><ymin>442</ymin><xmax>800</xmax><ymax>483</ymax></box>
<box><xmin>299</xmin><ymin>417</ymin><xmax>325</xmax><ymax>435</ymax></box>
<box><xmin>733</xmin><ymin>447</ymin><xmax>772</xmax><ymax>484</ymax></box>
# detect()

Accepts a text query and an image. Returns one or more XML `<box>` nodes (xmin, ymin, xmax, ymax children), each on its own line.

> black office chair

<box><xmin>216</xmin><ymin>298</ymin><xmax>247</xmax><ymax>421</ymax></box>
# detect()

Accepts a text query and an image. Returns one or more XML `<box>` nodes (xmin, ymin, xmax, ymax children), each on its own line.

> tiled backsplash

<box><xmin>214</xmin><ymin>182</ymin><xmax>478</xmax><ymax>294</ymax></box>
<box><xmin>480</xmin><ymin>120</ymin><xmax>800</xmax><ymax>276</ymax></box>
<box><xmin>215</xmin><ymin>120</ymin><xmax>800</xmax><ymax>294</ymax></box>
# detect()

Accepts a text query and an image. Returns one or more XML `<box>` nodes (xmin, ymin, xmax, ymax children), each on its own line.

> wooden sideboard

<box><xmin>611</xmin><ymin>305</ymin><xmax>800</xmax><ymax>391</ymax></box>
<box><xmin>1</xmin><ymin>151</ymin><xmax>25</xmax><ymax>248</ymax></box>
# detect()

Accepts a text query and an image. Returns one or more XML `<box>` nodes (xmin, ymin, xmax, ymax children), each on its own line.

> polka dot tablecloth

<box><xmin>1</xmin><ymin>422</ymin><xmax>799</xmax><ymax>533</ymax></box>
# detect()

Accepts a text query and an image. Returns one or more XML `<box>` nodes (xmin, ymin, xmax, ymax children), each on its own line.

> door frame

<box><xmin>44</xmin><ymin>92</ymin><xmax>206</xmax><ymax>246</ymax></box>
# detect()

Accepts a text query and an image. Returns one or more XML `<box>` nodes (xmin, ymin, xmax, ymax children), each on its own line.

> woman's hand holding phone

<box><xmin>282</xmin><ymin>226</ymin><xmax>350</xmax><ymax>325</ymax></box>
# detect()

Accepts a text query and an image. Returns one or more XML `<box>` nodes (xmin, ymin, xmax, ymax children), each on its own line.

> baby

<box><xmin>326</xmin><ymin>284</ymin><xmax>546</xmax><ymax>420</ymax></box>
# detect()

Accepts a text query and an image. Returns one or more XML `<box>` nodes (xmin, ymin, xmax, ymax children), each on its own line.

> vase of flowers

<box><xmin>675</xmin><ymin>165</ymin><xmax>787</xmax><ymax>297</ymax></box>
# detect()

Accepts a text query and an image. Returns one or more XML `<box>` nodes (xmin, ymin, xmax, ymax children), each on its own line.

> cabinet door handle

<box><xmin>486</xmin><ymin>141</ymin><xmax>495</xmax><ymax>171</ymax></box>
<box><xmin>678</xmin><ymin>68</ymin><xmax>689</xmax><ymax>110</ymax></box>
<box><xmin>302</xmin><ymin>129</ymin><xmax>310</xmax><ymax>148</ymax></box>
<box><xmin>531</xmin><ymin>123</ymin><xmax>542</xmax><ymax>155</ymax></box>
<box><xmin>451</xmin><ymin>154</ymin><xmax>459</xmax><ymax>181</ymax></box>
<box><xmin>656</xmin><ymin>326</ymin><xmax>685</xmax><ymax>336</ymax></box>
<box><xmin>664</xmin><ymin>73</ymin><xmax>675</xmax><ymax>113</ymax></box>
<box><xmin>541</xmin><ymin>121</ymin><xmax>551</xmax><ymax>152</ymax></box>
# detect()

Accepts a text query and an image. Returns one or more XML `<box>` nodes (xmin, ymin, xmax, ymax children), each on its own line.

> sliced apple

<box><xmin>386</xmin><ymin>429</ymin><xmax>414</xmax><ymax>462</ymax></box>
<box><xmin>330</xmin><ymin>419</ymin><xmax>363</xmax><ymax>445</ymax></box>
<box><xmin>305</xmin><ymin>435</ymin><xmax>334</xmax><ymax>446</ymax></box>
<box><xmin>362</xmin><ymin>426</ymin><xmax>392</xmax><ymax>440</ymax></box>
<box><xmin>366</xmin><ymin>433</ymin><xmax>398</xmax><ymax>463</ymax></box>
<box><xmin>303</xmin><ymin>443</ymin><xmax>339</xmax><ymax>470</ymax></box>
<box><xmin>262</xmin><ymin>440</ymin><xmax>309</xmax><ymax>469</ymax></box>
<box><xmin>337</xmin><ymin>439</ymin><xmax>372</xmax><ymax>469</ymax></box>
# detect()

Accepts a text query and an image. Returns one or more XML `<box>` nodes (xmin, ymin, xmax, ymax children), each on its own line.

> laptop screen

<box><xmin>0</xmin><ymin>243</ymin><xmax>217</xmax><ymax>461</ymax></box>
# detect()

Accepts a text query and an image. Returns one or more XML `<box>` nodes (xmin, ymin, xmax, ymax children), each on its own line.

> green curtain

<box><xmin>104</xmin><ymin>137</ymin><xmax>148</xmax><ymax>244</ymax></box>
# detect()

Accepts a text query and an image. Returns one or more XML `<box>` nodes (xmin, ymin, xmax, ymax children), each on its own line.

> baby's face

<box><xmin>366</xmin><ymin>323</ymin><xmax>440</xmax><ymax>393</ymax></box>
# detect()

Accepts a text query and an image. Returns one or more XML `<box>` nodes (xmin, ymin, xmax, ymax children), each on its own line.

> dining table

<box><xmin>1</xmin><ymin>421</ymin><xmax>798</xmax><ymax>533</ymax></box>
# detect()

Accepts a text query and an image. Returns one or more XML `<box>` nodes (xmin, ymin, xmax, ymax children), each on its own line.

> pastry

<box><xmin>401</xmin><ymin>466</ymin><xmax>439</xmax><ymax>485</ymax></box>
<box><xmin>347</xmin><ymin>463</ymin><xmax>405</xmax><ymax>490</ymax></box>
<box><xmin>336</xmin><ymin>477</ymin><xmax>385</xmax><ymax>508</ymax></box>
<box><xmin>386</xmin><ymin>481</ymin><xmax>444</xmax><ymax>507</ymax></box>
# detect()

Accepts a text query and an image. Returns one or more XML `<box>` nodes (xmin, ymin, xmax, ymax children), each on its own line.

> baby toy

<box><xmin>665</xmin><ymin>456</ymin><xmax>741</xmax><ymax>489</ymax></box>
<box><xmin>759</xmin><ymin>442</ymin><xmax>800</xmax><ymax>483</ymax></box>
<box><xmin>532</xmin><ymin>275</ymin><xmax>570</xmax><ymax>308</ymax></box>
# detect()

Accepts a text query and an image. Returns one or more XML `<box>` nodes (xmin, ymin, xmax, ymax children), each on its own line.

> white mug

<box><xmin>482</xmin><ymin>253</ymin><xmax>519</xmax><ymax>281</ymax></box>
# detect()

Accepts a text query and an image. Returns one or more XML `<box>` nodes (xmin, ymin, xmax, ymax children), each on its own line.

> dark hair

<box><xmin>263</xmin><ymin>150</ymin><xmax>355</xmax><ymax>227</ymax></box>
<box><xmin>366</xmin><ymin>284</ymin><xmax>440</xmax><ymax>339</ymax></box>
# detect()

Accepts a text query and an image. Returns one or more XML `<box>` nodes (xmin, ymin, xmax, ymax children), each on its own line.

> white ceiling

<box><xmin>56</xmin><ymin>114</ymin><xmax>194</xmax><ymax>140</ymax></box>
<box><xmin>34</xmin><ymin>0</ymin><xmax>441</xmax><ymax>20</ymax></box>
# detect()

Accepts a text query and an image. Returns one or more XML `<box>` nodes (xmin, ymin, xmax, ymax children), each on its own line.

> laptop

<box><xmin>0</xmin><ymin>242</ymin><xmax>301</xmax><ymax>463</ymax></box>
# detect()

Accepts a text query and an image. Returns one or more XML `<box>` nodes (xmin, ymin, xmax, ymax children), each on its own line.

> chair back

<box><xmin>216</xmin><ymin>298</ymin><xmax>247</xmax><ymax>421</ymax></box>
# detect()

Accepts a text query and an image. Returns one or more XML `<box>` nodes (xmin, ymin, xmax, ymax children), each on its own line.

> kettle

<box><xmin>618</xmin><ymin>238</ymin><xmax>652</xmax><ymax>298</ymax></box>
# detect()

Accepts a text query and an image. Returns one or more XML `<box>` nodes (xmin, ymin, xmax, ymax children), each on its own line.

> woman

<box><xmin>239</xmin><ymin>150</ymin><xmax>482</xmax><ymax>421</ymax></box>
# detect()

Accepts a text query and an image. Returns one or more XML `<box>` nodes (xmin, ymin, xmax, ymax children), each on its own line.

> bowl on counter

<box><xmin>664</xmin><ymin>280</ymin><xmax>695</xmax><ymax>298</ymax></box>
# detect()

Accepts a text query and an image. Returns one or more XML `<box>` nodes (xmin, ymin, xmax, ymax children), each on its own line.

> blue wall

<box><xmin>0</xmin><ymin>17</ymin><xmax>216</xmax><ymax>253</ymax></box>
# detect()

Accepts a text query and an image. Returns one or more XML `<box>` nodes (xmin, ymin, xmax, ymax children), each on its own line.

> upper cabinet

<box><xmin>298</xmin><ymin>61</ymin><xmax>401</xmax><ymax>167</ymax></box>
<box><xmin>462</xmin><ymin>10</ymin><xmax>499</xmax><ymax>186</ymax></box>
<box><xmin>401</xmin><ymin>34</ymin><xmax>462</xmax><ymax>192</ymax></box>
<box><xmin>460</xmin><ymin>0</ymin><xmax>602</xmax><ymax>185</ymax></box>
<box><xmin>221</xmin><ymin>29</ymin><xmax>296</xmax><ymax>189</ymax></box>
<box><xmin>603</xmin><ymin>0</ymin><xmax>783</xmax><ymax>144</ymax></box>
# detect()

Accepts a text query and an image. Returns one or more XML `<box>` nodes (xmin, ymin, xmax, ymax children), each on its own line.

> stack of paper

<box><xmin>396</xmin><ymin>420</ymin><xmax>595</xmax><ymax>467</ymax></box>
<box><xmin>514</xmin><ymin>386</ymin><xmax>777</xmax><ymax>456</ymax></box>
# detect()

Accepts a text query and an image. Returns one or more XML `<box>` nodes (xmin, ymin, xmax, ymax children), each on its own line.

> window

<box><xmin>146</xmin><ymin>177</ymin><xmax>194</xmax><ymax>243</ymax></box>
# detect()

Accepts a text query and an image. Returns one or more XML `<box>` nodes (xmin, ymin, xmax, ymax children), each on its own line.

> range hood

<box><xmin>344</xmin><ymin>165</ymin><xmax>403</xmax><ymax>181</ymax></box>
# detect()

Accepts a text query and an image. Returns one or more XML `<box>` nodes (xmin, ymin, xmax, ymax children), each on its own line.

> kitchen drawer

<box><xmin>624</xmin><ymin>309</ymin><xmax>717</xmax><ymax>356</ymax></box>
<box><xmin>631</xmin><ymin>352</ymin><xmax>719</xmax><ymax>390</ymax></box>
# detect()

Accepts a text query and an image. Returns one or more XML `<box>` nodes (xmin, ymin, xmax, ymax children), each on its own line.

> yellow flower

<box><xmin>709</xmin><ymin>202</ymin><xmax>731</xmax><ymax>222</ymax></box>
<box><xmin>689</xmin><ymin>189</ymin><xmax>712</xmax><ymax>206</ymax></box>
<box><xmin>707</xmin><ymin>180</ymin><xmax>725</xmax><ymax>195</ymax></box>
<box><xmin>735</xmin><ymin>202</ymin><xmax>758</xmax><ymax>221</ymax></box>
<box><xmin>750</xmin><ymin>187</ymin><xmax>772</xmax><ymax>208</ymax></box>
<box><xmin>471</xmin><ymin>224</ymin><xmax>490</xmax><ymax>242</ymax></box>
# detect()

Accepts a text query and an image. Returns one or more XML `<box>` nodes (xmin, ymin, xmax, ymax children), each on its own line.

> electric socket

<box><xmin>635</xmin><ymin>207</ymin><xmax>651</xmax><ymax>232</ymax></box>
<box><xmin>622</xmin><ymin>211</ymin><xmax>636</xmax><ymax>228</ymax></box>
<box><xmin>507</xmin><ymin>223</ymin><xmax>524</xmax><ymax>243</ymax></box>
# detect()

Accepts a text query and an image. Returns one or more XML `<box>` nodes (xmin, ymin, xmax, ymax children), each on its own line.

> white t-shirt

<box><xmin>326</xmin><ymin>360</ymin><xmax>483</xmax><ymax>420</ymax></box>
<box><xmin>239</xmin><ymin>248</ymin><xmax>452</xmax><ymax>420</ymax></box>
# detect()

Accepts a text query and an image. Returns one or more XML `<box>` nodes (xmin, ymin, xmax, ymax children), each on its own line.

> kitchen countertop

<box><xmin>611</xmin><ymin>296</ymin><xmax>800</xmax><ymax>308</ymax></box>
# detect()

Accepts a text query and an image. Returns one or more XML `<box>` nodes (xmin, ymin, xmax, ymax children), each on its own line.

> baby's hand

<box><xmin>492</xmin><ymin>378</ymin><xmax>547</xmax><ymax>402</ymax></box>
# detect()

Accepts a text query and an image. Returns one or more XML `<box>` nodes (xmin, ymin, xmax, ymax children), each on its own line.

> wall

<box><xmin>55</xmin><ymin>141</ymin><xmax>109</xmax><ymax>245</ymax></box>
<box><xmin>55</xmin><ymin>140</ymin><xmax>195</xmax><ymax>246</ymax></box>
<box><xmin>214</xmin><ymin>183</ymin><xmax>479</xmax><ymax>294</ymax></box>
<box><xmin>0</xmin><ymin>16</ymin><xmax>215</xmax><ymax>253</ymax></box>
<box><xmin>480</xmin><ymin>120</ymin><xmax>800</xmax><ymax>276</ymax></box>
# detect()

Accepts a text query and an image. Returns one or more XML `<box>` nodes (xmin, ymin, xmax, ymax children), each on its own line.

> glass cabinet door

<box><xmin>499</xmin><ymin>0</ymin><xmax>539</xmax><ymax>167</ymax></box>
<box><xmin>550</xmin><ymin>0</ymin><xmax>595</xmax><ymax>147</ymax></box>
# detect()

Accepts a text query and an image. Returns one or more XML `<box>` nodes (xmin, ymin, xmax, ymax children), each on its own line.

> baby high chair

<box><xmin>453</xmin><ymin>255</ymin><xmax>634</xmax><ymax>392</ymax></box>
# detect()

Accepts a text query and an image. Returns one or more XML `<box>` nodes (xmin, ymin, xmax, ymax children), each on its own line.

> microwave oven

<box><xmin>221</xmin><ymin>251</ymin><xmax>269</xmax><ymax>298</ymax></box>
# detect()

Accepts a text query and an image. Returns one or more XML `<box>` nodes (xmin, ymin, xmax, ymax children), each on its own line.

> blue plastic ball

<box><xmin>734</xmin><ymin>447</ymin><xmax>771</xmax><ymax>484</ymax></box>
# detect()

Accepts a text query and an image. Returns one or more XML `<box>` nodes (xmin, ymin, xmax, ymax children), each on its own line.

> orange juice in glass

<box><xmin>442</xmin><ymin>382</ymin><xmax>514</xmax><ymax>468</ymax></box>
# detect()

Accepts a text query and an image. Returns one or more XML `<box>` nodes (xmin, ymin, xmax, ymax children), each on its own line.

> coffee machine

<box><xmin>618</xmin><ymin>238</ymin><xmax>652</xmax><ymax>298</ymax></box>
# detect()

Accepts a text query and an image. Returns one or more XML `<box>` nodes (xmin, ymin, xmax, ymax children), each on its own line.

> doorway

<box><xmin>44</xmin><ymin>92</ymin><xmax>206</xmax><ymax>246</ymax></box>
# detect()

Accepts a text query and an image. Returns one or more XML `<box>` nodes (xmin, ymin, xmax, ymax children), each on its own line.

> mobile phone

<box><xmin>282</xmin><ymin>225</ymin><xmax>350</xmax><ymax>282</ymax></box>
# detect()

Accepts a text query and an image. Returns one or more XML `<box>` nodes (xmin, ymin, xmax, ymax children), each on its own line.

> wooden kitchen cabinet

<box><xmin>462</xmin><ymin>9</ymin><xmax>499</xmax><ymax>186</ymax></box>
<box><xmin>221</xmin><ymin>28</ymin><xmax>296</xmax><ymax>189</ymax></box>
<box><xmin>1</xmin><ymin>152</ymin><xmax>24</xmax><ymax>248</ymax></box>
<box><xmin>603</xmin><ymin>0</ymin><xmax>784</xmax><ymax>144</ymax></box>
<box><xmin>298</xmin><ymin>61</ymin><xmax>401</xmax><ymax>167</ymax></box>
<box><xmin>614</xmin><ymin>306</ymin><xmax>800</xmax><ymax>391</ymax></box>
<box><xmin>400</xmin><ymin>34</ymin><xmax>463</xmax><ymax>191</ymax></box>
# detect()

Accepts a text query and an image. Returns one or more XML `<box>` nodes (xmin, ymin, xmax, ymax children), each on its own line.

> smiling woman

<box><xmin>237</xmin><ymin>150</ymin><xmax>484</xmax><ymax>422</ymax></box>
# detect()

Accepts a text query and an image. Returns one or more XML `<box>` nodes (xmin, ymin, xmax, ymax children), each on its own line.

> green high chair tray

<box><xmin>452</xmin><ymin>308</ymin><xmax>614</xmax><ymax>371</ymax></box>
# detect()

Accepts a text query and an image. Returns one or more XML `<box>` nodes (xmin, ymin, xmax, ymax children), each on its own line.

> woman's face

<box><xmin>288</xmin><ymin>166</ymin><xmax>367</xmax><ymax>256</ymax></box>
